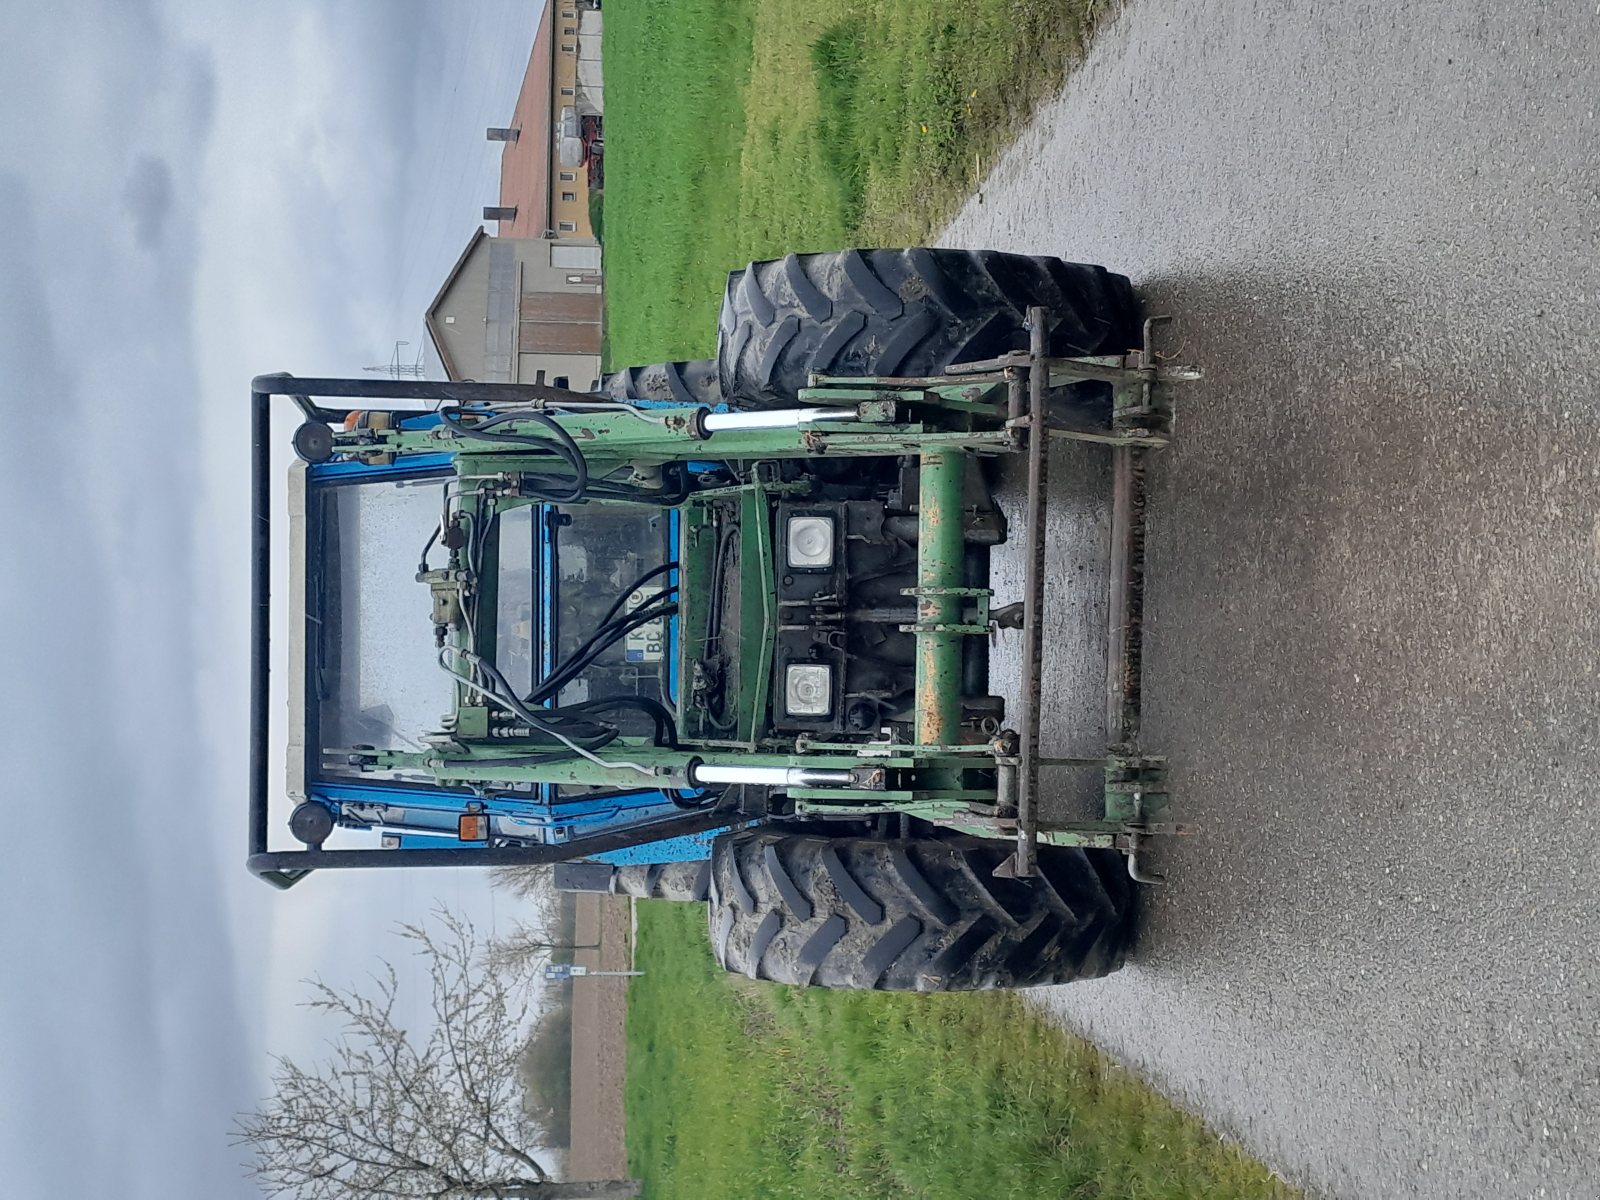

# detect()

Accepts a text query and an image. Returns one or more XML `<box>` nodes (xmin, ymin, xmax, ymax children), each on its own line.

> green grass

<box><xmin>627</xmin><ymin>901</ymin><xmax>1299</xmax><ymax>1200</ymax></box>
<box><xmin>604</xmin><ymin>0</ymin><xmax>1112</xmax><ymax>368</ymax></box>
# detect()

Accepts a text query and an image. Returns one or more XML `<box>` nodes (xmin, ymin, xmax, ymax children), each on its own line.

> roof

<box><xmin>423</xmin><ymin>226</ymin><xmax>487</xmax><ymax>381</ymax></box>
<box><xmin>497</xmin><ymin>13</ymin><xmax>555</xmax><ymax>239</ymax></box>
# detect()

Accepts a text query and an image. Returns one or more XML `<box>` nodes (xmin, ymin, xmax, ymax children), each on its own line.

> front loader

<box><xmin>250</xmin><ymin>247</ymin><xmax>1197</xmax><ymax>990</ymax></box>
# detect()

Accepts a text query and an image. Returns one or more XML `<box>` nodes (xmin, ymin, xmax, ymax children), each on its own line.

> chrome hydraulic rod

<box><xmin>701</xmin><ymin>407</ymin><xmax>859</xmax><ymax>431</ymax></box>
<box><xmin>691</xmin><ymin>764</ymin><xmax>855</xmax><ymax>788</ymax></box>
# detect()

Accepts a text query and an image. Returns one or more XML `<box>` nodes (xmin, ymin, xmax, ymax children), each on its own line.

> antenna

<box><xmin>364</xmin><ymin>340</ymin><xmax>425</xmax><ymax>378</ymax></box>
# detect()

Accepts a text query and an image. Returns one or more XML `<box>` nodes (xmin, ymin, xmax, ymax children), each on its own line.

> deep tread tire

<box><xmin>605</xmin><ymin>860</ymin><xmax>712</xmax><ymax>902</ymax></box>
<box><xmin>715</xmin><ymin>247</ymin><xmax>1141</xmax><ymax>408</ymax></box>
<box><xmin>599</xmin><ymin>358</ymin><xmax>723</xmax><ymax>405</ymax></box>
<box><xmin>708</xmin><ymin>830</ymin><xmax>1136</xmax><ymax>990</ymax></box>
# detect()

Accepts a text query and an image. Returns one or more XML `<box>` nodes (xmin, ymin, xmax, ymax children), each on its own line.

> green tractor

<box><xmin>250</xmin><ymin>247</ymin><xmax>1195</xmax><ymax>990</ymax></box>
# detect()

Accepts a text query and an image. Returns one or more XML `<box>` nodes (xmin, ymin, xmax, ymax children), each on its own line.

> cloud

<box><xmin>176</xmin><ymin>0</ymin><xmax>546</xmax><ymax>1063</ymax></box>
<box><xmin>0</xmin><ymin>3</ymin><xmax>247</xmax><ymax>1196</ymax></box>
<box><xmin>0</xmin><ymin>1</ymin><xmax>543</xmax><ymax>1196</ymax></box>
<box><xmin>0</xmin><ymin>172</ymin><xmax>226</xmax><ymax>1196</ymax></box>
<box><xmin>0</xmin><ymin>71</ymin><xmax>260</xmax><ymax>1200</ymax></box>
<box><xmin>123</xmin><ymin>155</ymin><xmax>176</xmax><ymax>248</ymax></box>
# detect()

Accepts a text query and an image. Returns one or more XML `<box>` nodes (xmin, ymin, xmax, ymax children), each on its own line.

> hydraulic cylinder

<box><xmin>913</xmin><ymin>450</ymin><xmax>967</xmax><ymax>745</ymax></box>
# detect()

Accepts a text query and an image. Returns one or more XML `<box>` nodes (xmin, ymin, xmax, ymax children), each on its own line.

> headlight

<box><xmin>783</xmin><ymin>663</ymin><xmax>833</xmax><ymax>717</ymax></box>
<box><xmin>785</xmin><ymin>514</ymin><xmax>835</xmax><ymax>569</ymax></box>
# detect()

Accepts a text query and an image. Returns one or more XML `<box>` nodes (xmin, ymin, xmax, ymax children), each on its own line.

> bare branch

<box><xmin>234</xmin><ymin>910</ymin><xmax>605</xmax><ymax>1199</ymax></box>
<box><xmin>488</xmin><ymin>864</ymin><xmax>555</xmax><ymax>905</ymax></box>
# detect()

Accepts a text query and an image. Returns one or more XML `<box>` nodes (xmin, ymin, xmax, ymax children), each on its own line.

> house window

<box><xmin>562</xmin><ymin>191</ymin><xmax>577</xmax><ymax>202</ymax></box>
<box><xmin>561</xmin><ymin>87</ymin><xmax>574</xmax><ymax>96</ymax></box>
<box><xmin>566</xmin><ymin>275</ymin><xmax>588</xmax><ymax>284</ymax></box>
<box><xmin>553</xmin><ymin>376</ymin><xmax>570</xmax><ymax>389</ymax></box>
<box><xmin>564</xmin><ymin>27</ymin><xmax>575</xmax><ymax>35</ymax></box>
<box><xmin>561</xmin><ymin>43</ymin><xmax>574</xmax><ymax>53</ymax></box>
<box><xmin>559</xmin><ymin>172</ymin><xmax>576</xmax><ymax>181</ymax></box>
<box><xmin>558</xmin><ymin>221</ymin><xmax>576</xmax><ymax>232</ymax></box>
<box><xmin>562</xmin><ymin>10</ymin><xmax>575</xmax><ymax>16</ymax></box>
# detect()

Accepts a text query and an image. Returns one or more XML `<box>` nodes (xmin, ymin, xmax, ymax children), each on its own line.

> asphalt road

<box><xmin>945</xmin><ymin>3</ymin><xmax>1600</xmax><ymax>1196</ymax></box>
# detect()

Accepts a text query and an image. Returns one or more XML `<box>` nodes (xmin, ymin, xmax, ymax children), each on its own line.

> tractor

<box><xmin>249</xmin><ymin>247</ymin><xmax>1196</xmax><ymax>990</ymax></box>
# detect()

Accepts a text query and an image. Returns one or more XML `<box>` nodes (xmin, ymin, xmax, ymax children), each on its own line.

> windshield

<box><xmin>496</xmin><ymin>503</ymin><xmax>674</xmax><ymax>730</ymax></box>
<box><xmin>312</xmin><ymin>475</ymin><xmax>455</xmax><ymax>755</ymax></box>
<box><xmin>307</xmin><ymin>472</ymin><xmax>677</xmax><ymax>782</ymax></box>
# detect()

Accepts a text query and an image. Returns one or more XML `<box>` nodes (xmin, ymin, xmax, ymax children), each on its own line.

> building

<box><xmin>488</xmin><ymin>0</ymin><xmax>603</xmax><ymax>240</ymax></box>
<box><xmin>427</xmin><ymin>1</ymin><xmax>605</xmax><ymax>388</ymax></box>
<box><xmin>426</xmin><ymin>229</ymin><xmax>603</xmax><ymax>389</ymax></box>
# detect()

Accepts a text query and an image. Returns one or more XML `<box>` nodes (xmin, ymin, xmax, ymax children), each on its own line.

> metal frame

<box><xmin>807</xmin><ymin>310</ymin><xmax>1196</xmax><ymax>877</ymax></box>
<box><xmin>247</xmin><ymin>313</ymin><xmax>1197</xmax><ymax>887</ymax></box>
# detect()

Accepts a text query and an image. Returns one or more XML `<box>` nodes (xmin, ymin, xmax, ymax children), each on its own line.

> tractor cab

<box><xmin>286</xmin><ymin>441</ymin><xmax>690</xmax><ymax>858</ymax></box>
<box><xmin>254</xmin><ymin>391</ymin><xmax>738</xmax><ymax>889</ymax></box>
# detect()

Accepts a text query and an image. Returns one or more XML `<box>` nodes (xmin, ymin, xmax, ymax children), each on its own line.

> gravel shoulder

<box><xmin>948</xmin><ymin>3</ymin><xmax>1600</xmax><ymax>1196</ymax></box>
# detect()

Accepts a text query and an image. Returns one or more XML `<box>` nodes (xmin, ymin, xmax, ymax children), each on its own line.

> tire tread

<box><xmin>717</xmin><ymin>247</ymin><xmax>1140</xmax><ymax>408</ymax></box>
<box><xmin>710</xmin><ymin>830</ymin><xmax>1136</xmax><ymax>991</ymax></box>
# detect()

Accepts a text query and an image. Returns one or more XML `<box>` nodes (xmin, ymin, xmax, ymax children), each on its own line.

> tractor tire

<box><xmin>715</xmin><ymin>247</ymin><xmax>1141</xmax><ymax>408</ymax></box>
<box><xmin>598</xmin><ymin>358</ymin><xmax>723</xmax><ymax>406</ymax></box>
<box><xmin>707</xmin><ymin>829</ymin><xmax>1135</xmax><ymax>991</ymax></box>
<box><xmin>552</xmin><ymin>859</ymin><xmax>712</xmax><ymax>902</ymax></box>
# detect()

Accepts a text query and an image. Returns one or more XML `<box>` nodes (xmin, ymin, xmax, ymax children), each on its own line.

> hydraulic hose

<box><xmin>439</xmin><ymin>408</ymin><xmax>589</xmax><ymax>502</ymax></box>
<box><xmin>528</xmin><ymin>597</ymin><xmax>678</xmax><ymax>705</ymax></box>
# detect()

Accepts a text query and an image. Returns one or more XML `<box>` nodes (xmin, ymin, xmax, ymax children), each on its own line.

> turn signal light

<box><xmin>458</xmin><ymin>813</ymin><xmax>490</xmax><ymax>841</ymax></box>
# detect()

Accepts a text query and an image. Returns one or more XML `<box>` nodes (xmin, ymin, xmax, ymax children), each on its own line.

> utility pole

<box><xmin>363</xmin><ymin>339</ymin><xmax>425</xmax><ymax>378</ymax></box>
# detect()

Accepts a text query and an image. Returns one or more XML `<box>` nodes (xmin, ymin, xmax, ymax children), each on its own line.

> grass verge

<box><xmin>604</xmin><ymin>0</ymin><xmax>1113</xmax><ymax>368</ymax></box>
<box><xmin>626</xmin><ymin>900</ymin><xmax>1298</xmax><ymax>1199</ymax></box>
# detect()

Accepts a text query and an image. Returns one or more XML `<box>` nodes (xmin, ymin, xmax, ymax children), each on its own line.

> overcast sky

<box><xmin>0</xmin><ymin>2</ymin><xmax>540</xmax><ymax>1195</ymax></box>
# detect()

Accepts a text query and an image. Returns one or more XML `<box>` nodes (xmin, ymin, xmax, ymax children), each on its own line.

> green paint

<box><xmin>913</xmin><ymin>450</ymin><xmax>967</xmax><ymax>747</ymax></box>
<box><xmin>320</xmin><ymin>352</ymin><xmax>1186</xmax><ymax>850</ymax></box>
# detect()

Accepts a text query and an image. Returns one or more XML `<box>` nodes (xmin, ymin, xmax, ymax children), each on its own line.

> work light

<box><xmin>783</xmin><ymin>662</ymin><xmax>833</xmax><ymax>716</ymax></box>
<box><xmin>785</xmin><ymin>514</ymin><xmax>835</xmax><ymax>569</ymax></box>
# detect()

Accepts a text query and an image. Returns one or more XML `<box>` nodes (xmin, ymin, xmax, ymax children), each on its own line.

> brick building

<box><xmin>426</xmin><ymin>1</ymin><xmax>604</xmax><ymax>388</ymax></box>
